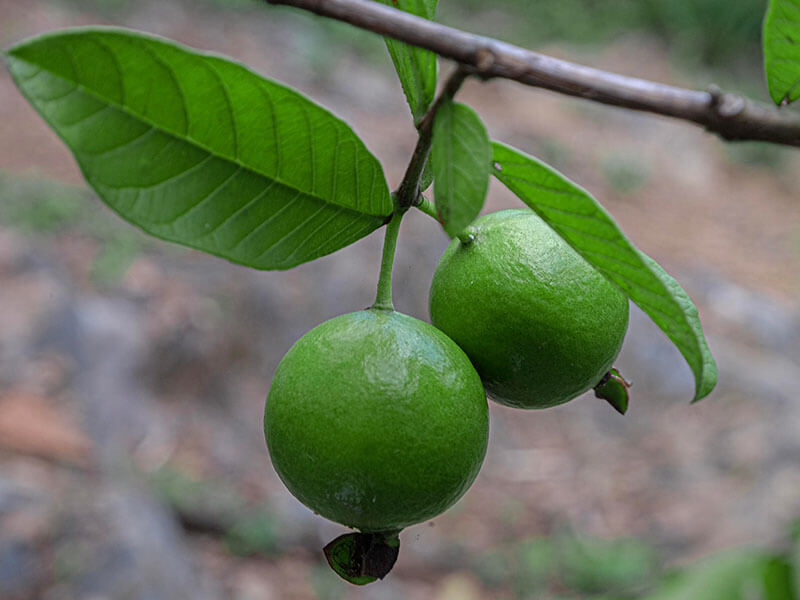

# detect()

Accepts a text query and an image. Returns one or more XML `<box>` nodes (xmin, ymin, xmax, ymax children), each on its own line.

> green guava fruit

<box><xmin>429</xmin><ymin>209</ymin><xmax>629</xmax><ymax>409</ymax></box>
<box><xmin>264</xmin><ymin>308</ymin><xmax>489</xmax><ymax>532</ymax></box>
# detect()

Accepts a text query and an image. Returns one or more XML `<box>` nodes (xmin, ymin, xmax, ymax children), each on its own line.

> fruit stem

<box><xmin>373</xmin><ymin>210</ymin><xmax>405</xmax><ymax>311</ymax></box>
<box><xmin>457</xmin><ymin>226</ymin><xmax>477</xmax><ymax>245</ymax></box>
<box><xmin>414</xmin><ymin>195</ymin><xmax>438</xmax><ymax>221</ymax></box>
<box><xmin>415</xmin><ymin>199</ymin><xmax>477</xmax><ymax>244</ymax></box>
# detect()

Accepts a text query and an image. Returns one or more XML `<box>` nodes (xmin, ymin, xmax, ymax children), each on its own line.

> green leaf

<box><xmin>432</xmin><ymin>101</ymin><xmax>490</xmax><ymax>238</ymax></box>
<box><xmin>491</xmin><ymin>141</ymin><xmax>717</xmax><ymax>402</ymax></box>
<box><xmin>420</xmin><ymin>154</ymin><xmax>434</xmax><ymax>193</ymax></box>
<box><xmin>761</xmin><ymin>556</ymin><xmax>795</xmax><ymax>600</ymax></box>
<box><xmin>764</xmin><ymin>0</ymin><xmax>800</xmax><ymax>105</ymax></box>
<box><xmin>375</xmin><ymin>0</ymin><xmax>438</xmax><ymax>124</ymax></box>
<box><xmin>5</xmin><ymin>27</ymin><xmax>392</xmax><ymax>270</ymax></box>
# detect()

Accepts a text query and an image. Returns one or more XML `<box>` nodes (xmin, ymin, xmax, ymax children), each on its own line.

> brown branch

<box><xmin>266</xmin><ymin>0</ymin><xmax>800</xmax><ymax>147</ymax></box>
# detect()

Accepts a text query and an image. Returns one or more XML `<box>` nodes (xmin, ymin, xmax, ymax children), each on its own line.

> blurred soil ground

<box><xmin>2</xmin><ymin>0</ymin><xmax>800</xmax><ymax>598</ymax></box>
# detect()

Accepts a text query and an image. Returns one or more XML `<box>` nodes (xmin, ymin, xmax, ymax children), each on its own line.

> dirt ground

<box><xmin>2</xmin><ymin>0</ymin><xmax>800</xmax><ymax>599</ymax></box>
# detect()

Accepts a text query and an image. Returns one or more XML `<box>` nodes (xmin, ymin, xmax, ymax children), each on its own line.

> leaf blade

<box><xmin>432</xmin><ymin>101</ymin><xmax>491</xmax><ymax>237</ymax></box>
<box><xmin>375</xmin><ymin>0</ymin><xmax>438</xmax><ymax>123</ymax></box>
<box><xmin>491</xmin><ymin>141</ymin><xmax>717</xmax><ymax>402</ymax></box>
<box><xmin>6</xmin><ymin>27</ymin><xmax>392</xmax><ymax>270</ymax></box>
<box><xmin>764</xmin><ymin>0</ymin><xmax>800</xmax><ymax>105</ymax></box>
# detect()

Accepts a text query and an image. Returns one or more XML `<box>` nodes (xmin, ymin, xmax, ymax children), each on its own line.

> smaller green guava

<box><xmin>429</xmin><ymin>209</ymin><xmax>629</xmax><ymax>409</ymax></box>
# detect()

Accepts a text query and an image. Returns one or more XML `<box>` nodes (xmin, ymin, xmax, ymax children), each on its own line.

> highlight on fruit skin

<box><xmin>429</xmin><ymin>209</ymin><xmax>630</xmax><ymax>410</ymax></box>
<box><xmin>264</xmin><ymin>308</ymin><xmax>489</xmax><ymax>582</ymax></box>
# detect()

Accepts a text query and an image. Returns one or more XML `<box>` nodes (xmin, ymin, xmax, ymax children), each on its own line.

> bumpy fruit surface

<box><xmin>264</xmin><ymin>309</ymin><xmax>488</xmax><ymax>532</ymax></box>
<box><xmin>429</xmin><ymin>209</ymin><xmax>629</xmax><ymax>409</ymax></box>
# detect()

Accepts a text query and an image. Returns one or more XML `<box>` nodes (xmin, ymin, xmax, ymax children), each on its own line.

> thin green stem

<box><xmin>372</xmin><ymin>210</ymin><xmax>405</xmax><ymax>311</ymax></box>
<box><xmin>416</xmin><ymin>199</ymin><xmax>476</xmax><ymax>242</ymax></box>
<box><xmin>373</xmin><ymin>68</ymin><xmax>469</xmax><ymax>311</ymax></box>
<box><xmin>414</xmin><ymin>195</ymin><xmax>438</xmax><ymax>220</ymax></box>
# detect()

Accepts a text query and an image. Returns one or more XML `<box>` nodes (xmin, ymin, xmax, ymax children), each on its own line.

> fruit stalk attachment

<box><xmin>457</xmin><ymin>226</ymin><xmax>477</xmax><ymax>245</ymax></box>
<box><xmin>373</xmin><ymin>210</ymin><xmax>404</xmax><ymax>311</ymax></box>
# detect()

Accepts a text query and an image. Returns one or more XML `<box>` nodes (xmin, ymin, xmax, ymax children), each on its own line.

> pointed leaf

<box><xmin>375</xmin><ymin>0</ymin><xmax>438</xmax><ymax>123</ymax></box>
<box><xmin>764</xmin><ymin>0</ymin><xmax>800</xmax><ymax>105</ymax></box>
<box><xmin>5</xmin><ymin>27</ymin><xmax>392</xmax><ymax>270</ymax></box>
<box><xmin>491</xmin><ymin>141</ymin><xmax>717</xmax><ymax>402</ymax></box>
<box><xmin>432</xmin><ymin>101</ymin><xmax>490</xmax><ymax>237</ymax></box>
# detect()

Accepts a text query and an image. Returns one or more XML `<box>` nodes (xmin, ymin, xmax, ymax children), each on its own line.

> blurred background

<box><xmin>2</xmin><ymin>0</ymin><xmax>800</xmax><ymax>598</ymax></box>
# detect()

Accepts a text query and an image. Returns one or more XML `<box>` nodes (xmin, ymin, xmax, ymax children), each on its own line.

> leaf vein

<box><xmin>169</xmin><ymin>165</ymin><xmax>245</xmax><ymax>225</ymax></box>
<box><xmin>231</xmin><ymin>190</ymin><xmax>304</xmax><ymax>251</ymax></box>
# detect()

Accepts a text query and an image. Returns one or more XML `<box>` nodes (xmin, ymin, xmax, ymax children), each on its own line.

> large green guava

<box><xmin>264</xmin><ymin>308</ymin><xmax>489</xmax><ymax>532</ymax></box>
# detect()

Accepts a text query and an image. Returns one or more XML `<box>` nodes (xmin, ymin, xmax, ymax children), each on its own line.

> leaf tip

<box><xmin>690</xmin><ymin>360</ymin><xmax>718</xmax><ymax>403</ymax></box>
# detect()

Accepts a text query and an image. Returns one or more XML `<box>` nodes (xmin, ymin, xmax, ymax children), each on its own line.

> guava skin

<box><xmin>264</xmin><ymin>309</ymin><xmax>489</xmax><ymax>532</ymax></box>
<box><xmin>429</xmin><ymin>209</ymin><xmax>629</xmax><ymax>409</ymax></box>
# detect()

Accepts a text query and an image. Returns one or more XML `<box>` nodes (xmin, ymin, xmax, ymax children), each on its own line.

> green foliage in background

<box><xmin>474</xmin><ymin>534</ymin><xmax>658</xmax><ymax>598</ymax></box>
<box><xmin>0</xmin><ymin>172</ymin><xmax>154</xmax><ymax>285</ymax></box>
<box><xmin>63</xmin><ymin>0</ymin><xmax>765</xmax><ymax>69</ymax></box>
<box><xmin>442</xmin><ymin>0</ymin><xmax>765</xmax><ymax>67</ymax></box>
<box><xmin>470</xmin><ymin>529</ymin><xmax>800</xmax><ymax>600</ymax></box>
<box><xmin>150</xmin><ymin>465</ymin><xmax>280</xmax><ymax>557</ymax></box>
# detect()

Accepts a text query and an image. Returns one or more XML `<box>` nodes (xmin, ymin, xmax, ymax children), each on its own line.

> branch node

<box><xmin>707</xmin><ymin>84</ymin><xmax>723</xmax><ymax>110</ymax></box>
<box><xmin>475</xmin><ymin>47</ymin><xmax>496</xmax><ymax>77</ymax></box>
<box><xmin>718</xmin><ymin>95</ymin><xmax>746</xmax><ymax>119</ymax></box>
